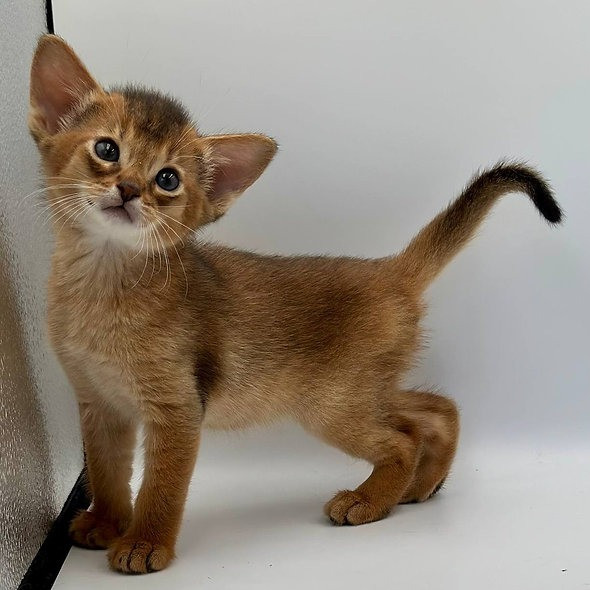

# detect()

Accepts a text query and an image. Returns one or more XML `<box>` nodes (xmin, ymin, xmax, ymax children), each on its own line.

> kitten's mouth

<box><xmin>101</xmin><ymin>204</ymin><xmax>134</xmax><ymax>224</ymax></box>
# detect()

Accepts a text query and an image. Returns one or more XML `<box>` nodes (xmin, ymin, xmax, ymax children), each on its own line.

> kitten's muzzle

<box><xmin>100</xmin><ymin>182</ymin><xmax>141</xmax><ymax>224</ymax></box>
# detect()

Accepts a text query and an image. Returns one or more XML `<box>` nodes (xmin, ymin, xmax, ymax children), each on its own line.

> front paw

<box><xmin>108</xmin><ymin>536</ymin><xmax>173</xmax><ymax>574</ymax></box>
<box><xmin>70</xmin><ymin>510</ymin><xmax>125</xmax><ymax>549</ymax></box>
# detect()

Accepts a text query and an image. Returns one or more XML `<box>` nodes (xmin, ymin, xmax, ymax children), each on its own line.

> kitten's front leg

<box><xmin>69</xmin><ymin>401</ymin><xmax>136</xmax><ymax>549</ymax></box>
<box><xmin>108</xmin><ymin>390</ymin><xmax>201</xmax><ymax>574</ymax></box>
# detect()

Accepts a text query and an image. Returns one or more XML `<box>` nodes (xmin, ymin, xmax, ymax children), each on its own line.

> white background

<box><xmin>51</xmin><ymin>1</ymin><xmax>589</xmax><ymax>588</ymax></box>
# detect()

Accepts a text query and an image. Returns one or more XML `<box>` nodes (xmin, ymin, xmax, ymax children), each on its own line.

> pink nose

<box><xmin>117</xmin><ymin>181</ymin><xmax>140</xmax><ymax>202</ymax></box>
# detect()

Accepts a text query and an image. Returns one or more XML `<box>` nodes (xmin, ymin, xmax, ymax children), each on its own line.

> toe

<box><xmin>69</xmin><ymin>511</ymin><xmax>120</xmax><ymax>549</ymax></box>
<box><xmin>325</xmin><ymin>490</ymin><xmax>390</xmax><ymax>525</ymax></box>
<box><xmin>108</xmin><ymin>537</ymin><xmax>172</xmax><ymax>574</ymax></box>
<box><xmin>346</xmin><ymin>499</ymin><xmax>389</xmax><ymax>524</ymax></box>
<box><xmin>324</xmin><ymin>490</ymin><xmax>364</xmax><ymax>525</ymax></box>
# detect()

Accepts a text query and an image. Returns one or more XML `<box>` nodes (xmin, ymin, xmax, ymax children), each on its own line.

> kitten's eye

<box><xmin>94</xmin><ymin>139</ymin><xmax>119</xmax><ymax>162</ymax></box>
<box><xmin>156</xmin><ymin>168</ymin><xmax>180</xmax><ymax>191</ymax></box>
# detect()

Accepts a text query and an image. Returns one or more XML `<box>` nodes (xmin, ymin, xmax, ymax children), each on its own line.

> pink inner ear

<box><xmin>30</xmin><ymin>37</ymin><xmax>99</xmax><ymax>134</ymax></box>
<box><xmin>37</xmin><ymin>75</ymin><xmax>81</xmax><ymax>133</ymax></box>
<box><xmin>206</xmin><ymin>135</ymin><xmax>277</xmax><ymax>203</ymax></box>
<box><xmin>209</xmin><ymin>148</ymin><xmax>259</xmax><ymax>199</ymax></box>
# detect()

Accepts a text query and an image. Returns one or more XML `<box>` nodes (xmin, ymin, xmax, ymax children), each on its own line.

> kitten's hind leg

<box><xmin>306</xmin><ymin>387</ymin><xmax>458</xmax><ymax>525</ymax></box>
<box><xmin>314</xmin><ymin>417</ymin><xmax>422</xmax><ymax>525</ymax></box>
<box><xmin>392</xmin><ymin>389</ymin><xmax>460</xmax><ymax>504</ymax></box>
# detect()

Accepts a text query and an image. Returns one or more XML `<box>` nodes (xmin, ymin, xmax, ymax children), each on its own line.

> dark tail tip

<box><xmin>484</xmin><ymin>162</ymin><xmax>563</xmax><ymax>224</ymax></box>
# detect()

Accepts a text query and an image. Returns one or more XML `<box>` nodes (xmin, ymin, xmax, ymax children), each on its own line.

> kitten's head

<box><xmin>29</xmin><ymin>35</ymin><xmax>277</xmax><ymax>250</ymax></box>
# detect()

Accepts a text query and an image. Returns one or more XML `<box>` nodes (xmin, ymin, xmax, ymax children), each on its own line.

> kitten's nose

<box><xmin>117</xmin><ymin>181</ymin><xmax>140</xmax><ymax>202</ymax></box>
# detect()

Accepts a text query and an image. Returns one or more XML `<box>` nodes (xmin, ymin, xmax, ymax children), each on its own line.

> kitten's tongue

<box><xmin>102</xmin><ymin>205</ymin><xmax>132</xmax><ymax>223</ymax></box>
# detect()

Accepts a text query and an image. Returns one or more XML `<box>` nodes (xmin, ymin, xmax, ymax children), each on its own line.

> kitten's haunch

<box><xmin>28</xmin><ymin>34</ymin><xmax>562</xmax><ymax>575</ymax></box>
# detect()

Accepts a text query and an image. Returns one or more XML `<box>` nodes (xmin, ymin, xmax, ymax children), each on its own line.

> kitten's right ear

<box><xmin>29</xmin><ymin>35</ymin><xmax>101</xmax><ymax>141</ymax></box>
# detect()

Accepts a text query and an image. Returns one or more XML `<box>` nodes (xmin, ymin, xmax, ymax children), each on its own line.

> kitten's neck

<box><xmin>52</xmin><ymin>226</ymin><xmax>187</xmax><ymax>295</ymax></box>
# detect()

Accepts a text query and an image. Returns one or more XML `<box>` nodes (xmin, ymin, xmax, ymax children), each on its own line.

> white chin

<box><xmin>81</xmin><ymin>208</ymin><xmax>144</xmax><ymax>251</ymax></box>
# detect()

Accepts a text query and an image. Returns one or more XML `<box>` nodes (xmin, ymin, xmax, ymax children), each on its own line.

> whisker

<box><xmin>130</xmin><ymin>225</ymin><xmax>147</xmax><ymax>261</ymax></box>
<box><xmin>48</xmin><ymin>201</ymin><xmax>88</xmax><ymax>231</ymax></box>
<box><xmin>34</xmin><ymin>193</ymin><xmax>88</xmax><ymax>225</ymax></box>
<box><xmin>22</xmin><ymin>184</ymin><xmax>92</xmax><ymax>203</ymax></box>
<box><xmin>34</xmin><ymin>202</ymin><xmax>71</xmax><ymax>225</ymax></box>
<box><xmin>155</xmin><ymin>213</ymin><xmax>185</xmax><ymax>245</ymax></box>
<box><xmin>156</xmin><ymin>209</ymin><xmax>194</xmax><ymax>233</ymax></box>
<box><xmin>59</xmin><ymin>201</ymin><xmax>90</xmax><ymax>232</ymax></box>
<box><xmin>39</xmin><ymin>192</ymin><xmax>99</xmax><ymax>229</ymax></box>
<box><xmin>131</xmin><ymin>226</ymin><xmax>152</xmax><ymax>289</ymax></box>
<box><xmin>152</xmin><ymin>224</ymin><xmax>162</xmax><ymax>274</ymax></box>
<box><xmin>130</xmin><ymin>205</ymin><xmax>149</xmax><ymax>261</ymax></box>
<box><xmin>153</xmin><ymin>225</ymin><xmax>168</xmax><ymax>290</ymax></box>
<box><xmin>44</xmin><ymin>176</ymin><xmax>96</xmax><ymax>184</ymax></box>
<box><xmin>158</xmin><ymin>219</ymin><xmax>189</xmax><ymax>298</ymax></box>
<box><xmin>37</xmin><ymin>191</ymin><xmax>89</xmax><ymax>211</ymax></box>
<box><xmin>154</xmin><ymin>223</ymin><xmax>171</xmax><ymax>291</ymax></box>
<box><xmin>148</xmin><ymin>225</ymin><xmax>159</xmax><ymax>282</ymax></box>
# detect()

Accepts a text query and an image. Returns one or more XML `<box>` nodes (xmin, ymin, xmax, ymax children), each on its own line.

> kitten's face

<box><xmin>42</xmin><ymin>89</ymin><xmax>209</xmax><ymax>250</ymax></box>
<box><xmin>29</xmin><ymin>35</ymin><xmax>277</xmax><ymax>253</ymax></box>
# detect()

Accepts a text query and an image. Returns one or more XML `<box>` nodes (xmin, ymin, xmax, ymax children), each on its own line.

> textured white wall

<box><xmin>52</xmin><ymin>0</ymin><xmax>588</xmax><ymax>452</ymax></box>
<box><xmin>0</xmin><ymin>1</ymin><xmax>83</xmax><ymax>586</ymax></box>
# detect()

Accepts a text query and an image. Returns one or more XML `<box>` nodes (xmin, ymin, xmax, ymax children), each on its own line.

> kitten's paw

<box><xmin>324</xmin><ymin>490</ymin><xmax>390</xmax><ymax>525</ymax></box>
<box><xmin>69</xmin><ymin>510</ymin><xmax>123</xmax><ymax>549</ymax></box>
<box><xmin>108</xmin><ymin>536</ymin><xmax>173</xmax><ymax>574</ymax></box>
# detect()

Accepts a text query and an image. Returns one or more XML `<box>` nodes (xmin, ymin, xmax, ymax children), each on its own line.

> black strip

<box><xmin>18</xmin><ymin>469</ymin><xmax>90</xmax><ymax>590</ymax></box>
<box><xmin>45</xmin><ymin>0</ymin><xmax>55</xmax><ymax>34</ymax></box>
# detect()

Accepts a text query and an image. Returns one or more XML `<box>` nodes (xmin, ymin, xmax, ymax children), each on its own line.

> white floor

<box><xmin>54</xmin><ymin>428</ymin><xmax>590</xmax><ymax>590</ymax></box>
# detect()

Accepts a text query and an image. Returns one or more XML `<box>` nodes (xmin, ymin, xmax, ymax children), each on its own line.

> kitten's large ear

<box><xmin>29</xmin><ymin>34</ymin><xmax>101</xmax><ymax>140</ymax></box>
<box><xmin>202</xmin><ymin>134</ymin><xmax>277</xmax><ymax>219</ymax></box>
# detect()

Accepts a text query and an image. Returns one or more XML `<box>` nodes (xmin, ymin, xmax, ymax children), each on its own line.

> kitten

<box><xmin>28</xmin><ymin>34</ymin><xmax>562</xmax><ymax>575</ymax></box>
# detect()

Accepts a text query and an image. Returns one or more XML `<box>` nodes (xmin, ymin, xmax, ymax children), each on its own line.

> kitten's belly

<box><xmin>201</xmin><ymin>378</ymin><xmax>290</xmax><ymax>431</ymax></box>
<box><xmin>202</xmin><ymin>396</ymin><xmax>282</xmax><ymax>431</ymax></box>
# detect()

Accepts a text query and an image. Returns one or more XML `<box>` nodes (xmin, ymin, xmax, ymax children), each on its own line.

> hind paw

<box><xmin>324</xmin><ymin>490</ymin><xmax>390</xmax><ymax>525</ymax></box>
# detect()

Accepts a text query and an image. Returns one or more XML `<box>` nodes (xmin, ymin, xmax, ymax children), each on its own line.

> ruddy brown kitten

<box><xmin>28</xmin><ymin>35</ymin><xmax>562</xmax><ymax>575</ymax></box>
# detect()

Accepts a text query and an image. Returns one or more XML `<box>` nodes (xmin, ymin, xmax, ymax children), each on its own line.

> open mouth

<box><xmin>101</xmin><ymin>204</ymin><xmax>133</xmax><ymax>223</ymax></box>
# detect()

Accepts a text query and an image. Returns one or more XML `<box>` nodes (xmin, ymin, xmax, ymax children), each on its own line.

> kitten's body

<box><xmin>29</xmin><ymin>35</ymin><xmax>561</xmax><ymax>574</ymax></box>
<box><xmin>50</xmin><ymin>238</ymin><xmax>422</xmax><ymax>431</ymax></box>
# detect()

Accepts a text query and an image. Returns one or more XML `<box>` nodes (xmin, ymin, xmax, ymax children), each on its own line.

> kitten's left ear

<box><xmin>29</xmin><ymin>34</ymin><xmax>102</xmax><ymax>141</ymax></box>
<box><xmin>201</xmin><ymin>134</ymin><xmax>278</xmax><ymax>219</ymax></box>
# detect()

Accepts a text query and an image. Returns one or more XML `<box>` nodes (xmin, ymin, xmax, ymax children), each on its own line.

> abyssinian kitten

<box><xmin>28</xmin><ymin>35</ymin><xmax>562</xmax><ymax>574</ymax></box>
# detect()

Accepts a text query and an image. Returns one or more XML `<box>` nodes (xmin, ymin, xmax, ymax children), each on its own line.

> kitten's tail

<box><xmin>395</xmin><ymin>162</ymin><xmax>562</xmax><ymax>291</ymax></box>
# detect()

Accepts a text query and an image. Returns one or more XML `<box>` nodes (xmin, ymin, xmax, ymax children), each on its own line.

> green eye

<box><xmin>94</xmin><ymin>139</ymin><xmax>119</xmax><ymax>162</ymax></box>
<box><xmin>156</xmin><ymin>168</ymin><xmax>180</xmax><ymax>191</ymax></box>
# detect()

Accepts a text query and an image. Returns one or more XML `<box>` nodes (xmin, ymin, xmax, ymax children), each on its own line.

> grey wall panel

<box><xmin>0</xmin><ymin>225</ymin><xmax>54</xmax><ymax>589</ymax></box>
<box><xmin>0</xmin><ymin>1</ymin><xmax>83</xmax><ymax>587</ymax></box>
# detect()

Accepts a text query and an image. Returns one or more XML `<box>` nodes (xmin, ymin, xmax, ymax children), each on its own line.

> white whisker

<box><xmin>35</xmin><ymin>193</ymin><xmax>87</xmax><ymax>225</ymax></box>
<box><xmin>158</xmin><ymin>217</ymin><xmax>189</xmax><ymax>298</ymax></box>
<box><xmin>49</xmin><ymin>200</ymin><xmax>88</xmax><ymax>231</ymax></box>
<box><xmin>156</xmin><ymin>209</ymin><xmax>194</xmax><ymax>233</ymax></box>
<box><xmin>22</xmin><ymin>184</ymin><xmax>92</xmax><ymax>203</ymax></box>
<box><xmin>131</xmin><ymin>226</ymin><xmax>152</xmax><ymax>289</ymax></box>
<box><xmin>154</xmin><ymin>222</ymin><xmax>171</xmax><ymax>291</ymax></box>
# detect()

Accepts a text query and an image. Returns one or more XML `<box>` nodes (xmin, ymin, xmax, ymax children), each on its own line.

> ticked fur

<box><xmin>28</xmin><ymin>35</ymin><xmax>561</xmax><ymax>574</ymax></box>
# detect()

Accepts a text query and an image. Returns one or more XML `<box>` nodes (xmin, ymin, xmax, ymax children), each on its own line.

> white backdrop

<box><xmin>50</xmin><ymin>2</ymin><xmax>589</xmax><ymax>588</ymax></box>
<box><xmin>53</xmin><ymin>0</ymin><xmax>589</xmax><ymax>448</ymax></box>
